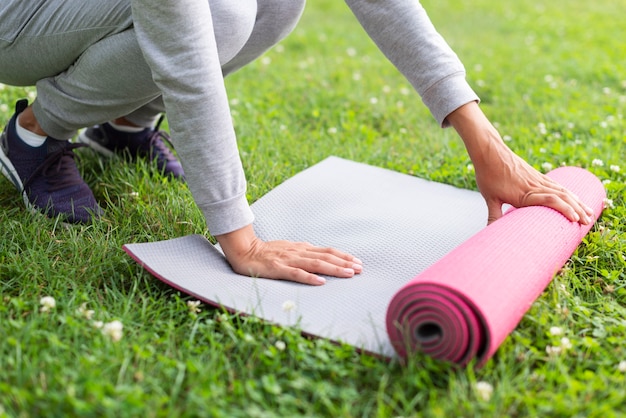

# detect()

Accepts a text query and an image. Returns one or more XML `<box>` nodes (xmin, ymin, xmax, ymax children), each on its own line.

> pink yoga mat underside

<box><xmin>123</xmin><ymin>157</ymin><xmax>605</xmax><ymax>366</ymax></box>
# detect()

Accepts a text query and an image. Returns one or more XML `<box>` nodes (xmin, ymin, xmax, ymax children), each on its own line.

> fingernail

<box><xmin>316</xmin><ymin>276</ymin><xmax>326</xmax><ymax>285</ymax></box>
<box><xmin>343</xmin><ymin>268</ymin><xmax>355</xmax><ymax>276</ymax></box>
<box><xmin>352</xmin><ymin>257</ymin><xmax>363</xmax><ymax>264</ymax></box>
<box><xmin>573</xmin><ymin>212</ymin><xmax>580</xmax><ymax>222</ymax></box>
<box><xmin>352</xmin><ymin>263</ymin><xmax>362</xmax><ymax>272</ymax></box>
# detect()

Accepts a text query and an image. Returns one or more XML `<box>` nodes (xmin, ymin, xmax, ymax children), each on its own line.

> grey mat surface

<box><xmin>124</xmin><ymin>156</ymin><xmax>487</xmax><ymax>356</ymax></box>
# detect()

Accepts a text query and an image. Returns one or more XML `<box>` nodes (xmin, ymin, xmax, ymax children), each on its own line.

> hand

<box><xmin>447</xmin><ymin>102</ymin><xmax>595</xmax><ymax>225</ymax></box>
<box><xmin>215</xmin><ymin>224</ymin><xmax>363</xmax><ymax>285</ymax></box>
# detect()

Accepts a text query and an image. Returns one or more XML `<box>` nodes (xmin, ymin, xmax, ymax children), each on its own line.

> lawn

<box><xmin>1</xmin><ymin>0</ymin><xmax>626</xmax><ymax>416</ymax></box>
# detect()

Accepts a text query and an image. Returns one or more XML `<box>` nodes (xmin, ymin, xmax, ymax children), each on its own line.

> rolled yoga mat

<box><xmin>386</xmin><ymin>167</ymin><xmax>606</xmax><ymax>366</ymax></box>
<box><xmin>123</xmin><ymin>156</ymin><xmax>605</xmax><ymax>366</ymax></box>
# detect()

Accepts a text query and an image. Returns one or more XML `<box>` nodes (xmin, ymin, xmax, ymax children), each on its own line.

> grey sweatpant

<box><xmin>0</xmin><ymin>0</ymin><xmax>305</xmax><ymax>139</ymax></box>
<box><xmin>0</xmin><ymin>0</ymin><xmax>477</xmax><ymax>236</ymax></box>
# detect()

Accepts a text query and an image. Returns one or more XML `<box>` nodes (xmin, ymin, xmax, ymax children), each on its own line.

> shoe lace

<box><xmin>24</xmin><ymin>143</ymin><xmax>86</xmax><ymax>192</ymax></box>
<box><xmin>147</xmin><ymin>116</ymin><xmax>178</xmax><ymax>162</ymax></box>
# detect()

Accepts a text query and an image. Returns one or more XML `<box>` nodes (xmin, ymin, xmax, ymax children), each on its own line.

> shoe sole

<box><xmin>77</xmin><ymin>130</ymin><xmax>115</xmax><ymax>157</ymax></box>
<box><xmin>0</xmin><ymin>145</ymin><xmax>35</xmax><ymax>212</ymax></box>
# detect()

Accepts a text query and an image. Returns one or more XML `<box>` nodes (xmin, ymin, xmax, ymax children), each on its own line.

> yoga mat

<box><xmin>123</xmin><ymin>156</ymin><xmax>604</xmax><ymax>365</ymax></box>
<box><xmin>386</xmin><ymin>167</ymin><xmax>605</xmax><ymax>366</ymax></box>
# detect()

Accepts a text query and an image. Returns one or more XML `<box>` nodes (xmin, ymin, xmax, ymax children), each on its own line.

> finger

<box><xmin>486</xmin><ymin>199</ymin><xmax>503</xmax><ymax>225</ymax></box>
<box><xmin>301</xmin><ymin>250</ymin><xmax>363</xmax><ymax>273</ymax></box>
<box><xmin>539</xmin><ymin>180</ymin><xmax>595</xmax><ymax>222</ymax></box>
<box><xmin>539</xmin><ymin>184</ymin><xmax>594</xmax><ymax>224</ymax></box>
<box><xmin>306</xmin><ymin>245</ymin><xmax>363</xmax><ymax>265</ymax></box>
<box><xmin>523</xmin><ymin>192</ymin><xmax>584</xmax><ymax>223</ymax></box>
<box><xmin>279</xmin><ymin>266</ymin><xmax>327</xmax><ymax>286</ymax></box>
<box><xmin>555</xmin><ymin>189</ymin><xmax>594</xmax><ymax>224</ymax></box>
<box><xmin>288</xmin><ymin>256</ymin><xmax>360</xmax><ymax>279</ymax></box>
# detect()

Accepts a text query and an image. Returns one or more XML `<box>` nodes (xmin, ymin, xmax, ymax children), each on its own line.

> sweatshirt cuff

<box><xmin>421</xmin><ymin>72</ymin><xmax>480</xmax><ymax>128</ymax></box>
<box><xmin>200</xmin><ymin>193</ymin><xmax>255</xmax><ymax>237</ymax></box>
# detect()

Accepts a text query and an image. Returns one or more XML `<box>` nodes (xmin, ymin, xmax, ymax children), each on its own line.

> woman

<box><xmin>0</xmin><ymin>0</ymin><xmax>593</xmax><ymax>285</ymax></box>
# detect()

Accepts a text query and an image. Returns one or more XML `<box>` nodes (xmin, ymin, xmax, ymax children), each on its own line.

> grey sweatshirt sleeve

<box><xmin>130</xmin><ymin>0</ymin><xmax>253</xmax><ymax>236</ymax></box>
<box><xmin>128</xmin><ymin>0</ymin><xmax>478</xmax><ymax>236</ymax></box>
<box><xmin>345</xmin><ymin>0</ymin><xmax>479</xmax><ymax>127</ymax></box>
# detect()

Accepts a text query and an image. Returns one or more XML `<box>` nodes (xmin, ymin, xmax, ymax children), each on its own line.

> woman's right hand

<box><xmin>215</xmin><ymin>224</ymin><xmax>363</xmax><ymax>285</ymax></box>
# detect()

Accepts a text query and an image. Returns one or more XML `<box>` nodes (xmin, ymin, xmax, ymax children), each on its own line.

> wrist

<box><xmin>215</xmin><ymin>224</ymin><xmax>258</xmax><ymax>263</ymax></box>
<box><xmin>447</xmin><ymin>102</ymin><xmax>505</xmax><ymax>166</ymax></box>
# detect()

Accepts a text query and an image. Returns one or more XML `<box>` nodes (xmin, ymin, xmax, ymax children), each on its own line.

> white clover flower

<box><xmin>602</xmin><ymin>179</ymin><xmax>612</xmax><ymax>185</ymax></box>
<box><xmin>604</xmin><ymin>198</ymin><xmax>615</xmax><ymax>209</ymax></box>
<box><xmin>546</xmin><ymin>345</ymin><xmax>562</xmax><ymax>356</ymax></box>
<box><xmin>0</xmin><ymin>103</ymin><xmax>8</xmax><ymax>113</ymax></box>
<box><xmin>603</xmin><ymin>87</ymin><xmax>611</xmax><ymax>95</ymax></box>
<box><xmin>282</xmin><ymin>300</ymin><xmax>296</xmax><ymax>312</ymax></box>
<box><xmin>592</xmin><ymin>159</ymin><xmax>604</xmax><ymax>167</ymax></box>
<box><xmin>541</xmin><ymin>162</ymin><xmax>553</xmax><ymax>172</ymax></box>
<box><xmin>275</xmin><ymin>340</ymin><xmax>286</xmax><ymax>351</ymax></box>
<box><xmin>618</xmin><ymin>361</ymin><xmax>626</xmax><ymax>373</ymax></box>
<box><xmin>327</xmin><ymin>127</ymin><xmax>338</xmax><ymax>135</ymax></box>
<box><xmin>400</xmin><ymin>87</ymin><xmax>410</xmax><ymax>96</ymax></box>
<box><xmin>346</xmin><ymin>47</ymin><xmax>357</xmax><ymax>57</ymax></box>
<box><xmin>352</xmin><ymin>72</ymin><xmax>362</xmax><ymax>81</ymax></box>
<box><xmin>539</xmin><ymin>148</ymin><xmax>547</xmax><ymax>154</ymax></box>
<box><xmin>502</xmin><ymin>135</ymin><xmax>512</xmax><ymax>142</ymax></box>
<box><xmin>279</xmin><ymin>124</ymin><xmax>287</xmax><ymax>131</ymax></box>
<box><xmin>260</xmin><ymin>56</ymin><xmax>271</xmax><ymax>66</ymax></box>
<box><xmin>369</xmin><ymin>97</ymin><xmax>379</xmax><ymax>105</ymax></box>
<box><xmin>77</xmin><ymin>303</ymin><xmax>95</xmax><ymax>320</ymax></box>
<box><xmin>549</xmin><ymin>326</ymin><xmax>563</xmax><ymax>336</ymax></box>
<box><xmin>561</xmin><ymin>337</ymin><xmax>572</xmax><ymax>350</ymax></box>
<box><xmin>476</xmin><ymin>80</ymin><xmax>485</xmax><ymax>87</ymax></box>
<box><xmin>466</xmin><ymin>164</ymin><xmax>475</xmax><ymax>173</ymax></box>
<box><xmin>102</xmin><ymin>320</ymin><xmax>123</xmax><ymax>342</ymax></box>
<box><xmin>92</xmin><ymin>321</ymin><xmax>103</xmax><ymax>329</ymax></box>
<box><xmin>275</xmin><ymin>44</ymin><xmax>285</xmax><ymax>53</ymax></box>
<box><xmin>243</xmin><ymin>334</ymin><xmax>255</xmax><ymax>343</ymax></box>
<box><xmin>538</xmin><ymin>123</ymin><xmax>547</xmax><ymax>135</ymax></box>
<box><xmin>475</xmin><ymin>381</ymin><xmax>493</xmax><ymax>401</ymax></box>
<box><xmin>40</xmin><ymin>296</ymin><xmax>56</xmax><ymax>313</ymax></box>
<box><xmin>187</xmin><ymin>300</ymin><xmax>201</xmax><ymax>314</ymax></box>
<box><xmin>610</xmin><ymin>165</ymin><xmax>620</xmax><ymax>173</ymax></box>
<box><xmin>382</xmin><ymin>85</ymin><xmax>391</xmax><ymax>94</ymax></box>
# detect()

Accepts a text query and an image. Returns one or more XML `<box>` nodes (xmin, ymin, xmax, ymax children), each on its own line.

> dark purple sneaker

<box><xmin>0</xmin><ymin>99</ymin><xmax>103</xmax><ymax>223</ymax></box>
<box><xmin>78</xmin><ymin>116</ymin><xmax>185</xmax><ymax>180</ymax></box>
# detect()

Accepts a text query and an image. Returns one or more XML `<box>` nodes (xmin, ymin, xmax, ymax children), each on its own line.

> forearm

<box><xmin>130</xmin><ymin>0</ymin><xmax>253</xmax><ymax>235</ymax></box>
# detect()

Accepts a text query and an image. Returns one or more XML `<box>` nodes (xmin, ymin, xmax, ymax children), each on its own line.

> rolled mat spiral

<box><xmin>385</xmin><ymin>166</ymin><xmax>606</xmax><ymax>366</ymax></box>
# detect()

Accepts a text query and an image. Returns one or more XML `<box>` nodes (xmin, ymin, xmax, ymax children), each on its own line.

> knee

<box><xmin>211</xmin><ymin>1</ymin><xmax>258</xmax><ymax>64</ymax></box>
<box><xmin>257</xmin><ymin>0</ymin><xmax>306</xmax><ymax>43</ymax></box>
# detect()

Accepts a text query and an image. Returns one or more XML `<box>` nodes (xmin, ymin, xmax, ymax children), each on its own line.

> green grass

<box><xmin>1</xmin><ymin>0</ymin><xmax>626</xmax><ymax>416</ymax></box>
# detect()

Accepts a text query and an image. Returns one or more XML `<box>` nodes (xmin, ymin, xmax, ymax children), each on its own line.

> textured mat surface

<box><xmin>124</xmin><ymin>156</ymin><xmax>605</xmax><ymax>364</ymax></box>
